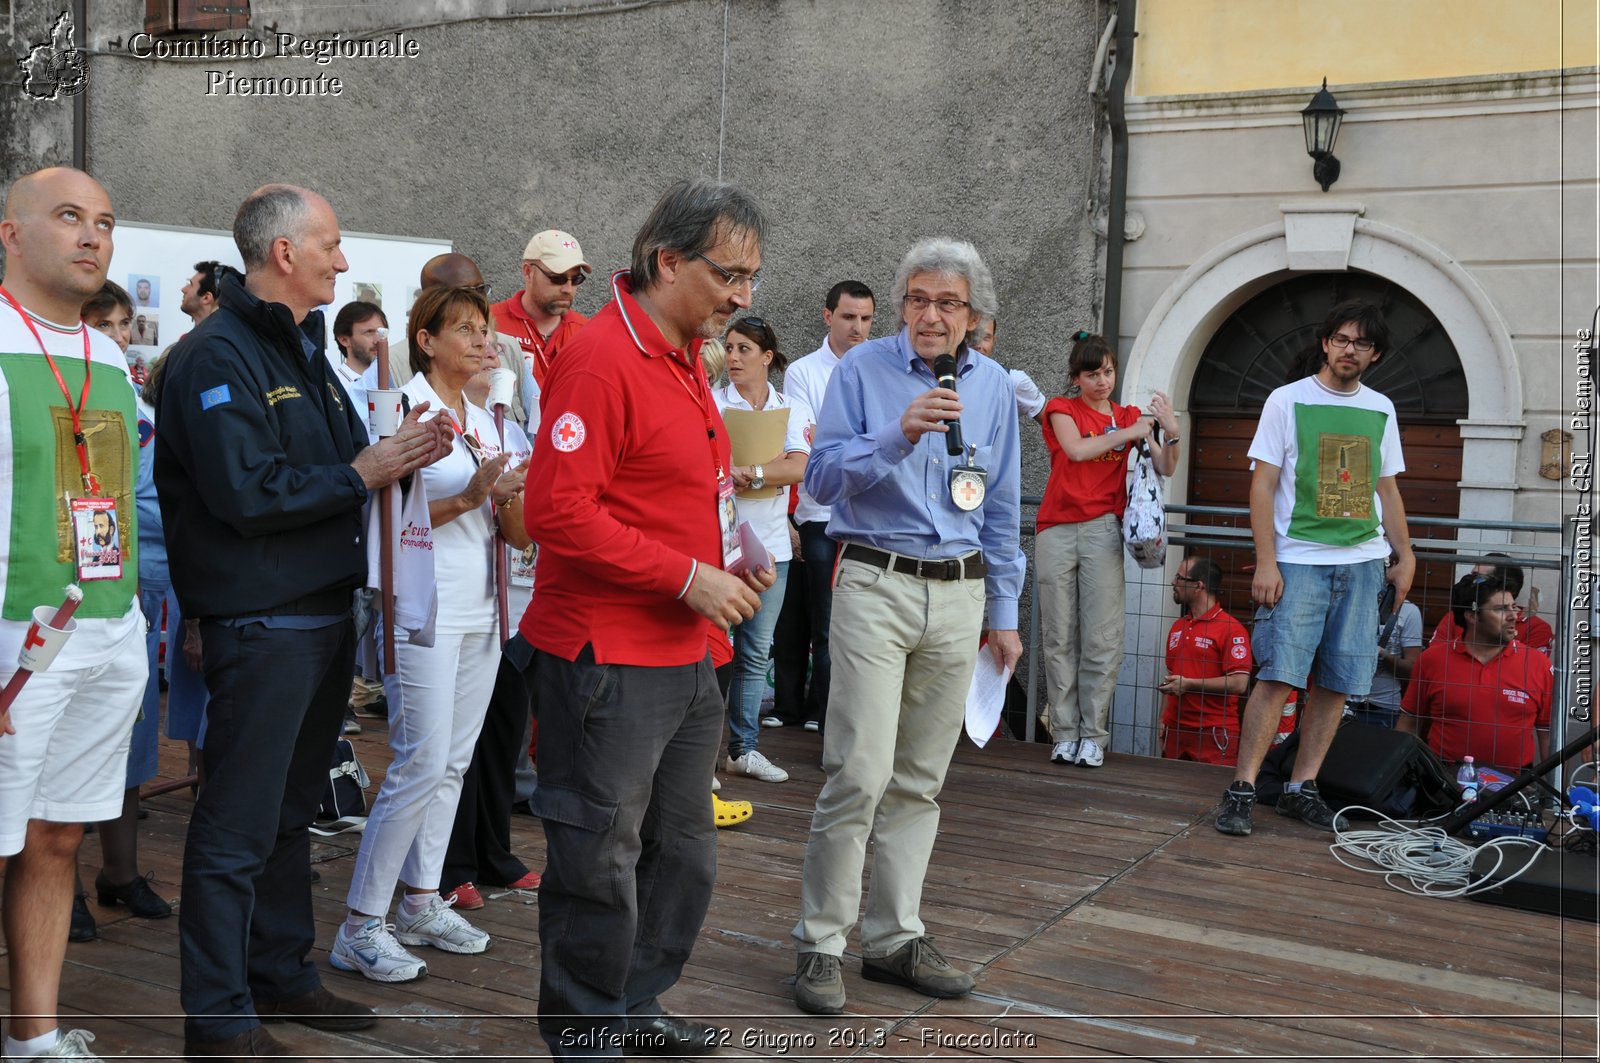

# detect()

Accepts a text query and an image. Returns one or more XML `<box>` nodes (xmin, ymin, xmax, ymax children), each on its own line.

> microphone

<box><xmin>932</xmin><ymin>353</ymin><xmax>964</xmax><ymax>456</ymax></box>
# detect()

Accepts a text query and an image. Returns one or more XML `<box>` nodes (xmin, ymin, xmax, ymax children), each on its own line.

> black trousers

<box><xmin>532</xmin><ymin>646</ymin><xmax>722</xmax><ymax>1059</ymax></box>
<box><xmin>179</xmin><ymin>618</ymin><xmax>353</xmax><ymax>1041</ymax></box>
<box><xmin>768</xmin><ymin>547</ymin><xmax>811</xmax><ymax>725</ymax></box>
<box><xmin>442</xmin><ymin>635</ymin><xmax>535</xmax><ymax>892</ymax></box>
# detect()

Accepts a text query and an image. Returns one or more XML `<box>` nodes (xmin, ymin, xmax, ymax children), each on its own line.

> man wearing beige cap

<box><xmin>492</xmin><ymin>229</ymin><xmax>592</xmax><ymax>389</ymax></box>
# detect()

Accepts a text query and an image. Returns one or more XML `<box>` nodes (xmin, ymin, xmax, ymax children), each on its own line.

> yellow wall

<box><xmin>1134</xmin><ymin>0</ymin><xmax>1598</xmax><ymax>97</ymax></box>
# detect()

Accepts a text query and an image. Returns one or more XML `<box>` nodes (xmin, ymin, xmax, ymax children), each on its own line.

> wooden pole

<box><xmin>377</xmin><ymin>347</ymin><xmax>396</xmax><ymax>676</ymax></box>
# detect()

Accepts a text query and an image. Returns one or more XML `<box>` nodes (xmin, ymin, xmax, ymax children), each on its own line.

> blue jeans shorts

<box><xmin>1253</xmin><ymin>559</ymin><xmax>1385</xmax><ymax>697</ymax></box>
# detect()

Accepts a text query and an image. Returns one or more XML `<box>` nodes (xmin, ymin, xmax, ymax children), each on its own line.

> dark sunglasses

<box><xmin>535</xmin><ymin>263</ymin><xmax>587</xmax><ymax>287</ymax></box>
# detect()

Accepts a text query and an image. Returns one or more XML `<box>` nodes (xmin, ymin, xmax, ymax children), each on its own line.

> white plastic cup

<box><xmin>487</xmin><ymin>368</ymin><xmax>516</xmax><ymax>412</ymax></box>
<box><xmin>18</xmin><ymin>604</ymin><xmax>76</xmax><ymax>672</ymax></box>
<box><xmin>368</xmin><ymin>389</ymin><xmax>403</xmax><ymax>437</ymax></box>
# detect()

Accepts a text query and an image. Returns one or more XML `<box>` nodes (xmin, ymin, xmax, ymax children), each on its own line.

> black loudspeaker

<box><xmin>1470</xmin><ymin>845</ymin><xmax>1600</xmax><ymax>923</ymax></box>
<box><xmin>1317</xmin><ymin>721</ymin><xmax>1457</xmax><ymax>818</ymax></box>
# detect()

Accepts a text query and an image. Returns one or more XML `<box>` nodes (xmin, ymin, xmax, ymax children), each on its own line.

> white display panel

<box><xmin>106</xmin><ymin>220</ymin><xmax>450</xmax><ymax>373</ymax></box>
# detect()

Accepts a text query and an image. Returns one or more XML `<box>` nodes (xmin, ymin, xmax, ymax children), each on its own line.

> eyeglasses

<box><xmin>1477</xmin><ymin>604</ymin><xmax>1518</xmax><ymax>616</ymax></box>
<box><xmin>462</xmin><ymin>282</ymin><xmax>494</xmax><ymax>300</ymax></box>
<box><xmin>1172</xmin><ymin>574</ymin><xmax>1203</xmax><ymax>585</ymax></box>
<box><xmin>903</xmin><ymin>295</ymin><xmax>971</xmax><ymax>315</ymax></box>
<box><xmin>1326</xmin><ymin>333</ymin><xmax>1376</xmax><ymax>354</ymax></box>
<box><xmin>694</xmin><ymin>252</ymin><xmax>762</xmax><ymax>292</ymax></box>
<box><xmin>534</xmin><ymin>263</ymin><xmax>587</xmax><ymax>287</ymax></box>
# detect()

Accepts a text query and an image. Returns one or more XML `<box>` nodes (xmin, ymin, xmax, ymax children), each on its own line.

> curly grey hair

<box><xmin>890</xmin><ymin>238</ymin><xmax>998</xmax><ymax>340</ymax></box>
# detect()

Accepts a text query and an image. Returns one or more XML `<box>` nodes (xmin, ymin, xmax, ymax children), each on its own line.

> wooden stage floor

<box><xmin>6</xmin><ymin>720</ymin><xmax>1598</xmax><ymax>1060</ymax></box>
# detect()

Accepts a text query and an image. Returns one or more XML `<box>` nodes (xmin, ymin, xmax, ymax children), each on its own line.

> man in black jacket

<box><xmin>155</xmin><ymin>184</ymin><xmax>448</xmax><ymax>1062</ymax></box>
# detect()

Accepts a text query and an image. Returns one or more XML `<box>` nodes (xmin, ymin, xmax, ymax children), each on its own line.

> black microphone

<box><xmin>933</xmin><ymin>353</ymin><xmax>964</xmax><ymax>456</ymax></box>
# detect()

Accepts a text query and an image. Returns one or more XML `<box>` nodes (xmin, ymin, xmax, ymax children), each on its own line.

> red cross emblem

<box><xmin>23</xmin><ymin>624</ymin><xmax>47</xmax><ymax>651</ymax></box>
<box><xmin>551</xmin><ymin>412</ymin><xmax>586</xmax><ymax>452</ymax></box>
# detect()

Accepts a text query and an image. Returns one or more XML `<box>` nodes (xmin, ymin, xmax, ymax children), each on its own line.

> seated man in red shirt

<box><xmin>1430</xmin><ymin>553</ymin><xmax>1553</xmax><ymax>655</ymax></box>
<box><xmin>1400</xmin><ymin>572</ymin><xmax>1552</xmax><ymax>771</ymax></box>
<box><xmin>1157</xmin><ymin>556</ymin><xmax>1252</xmax><ymax>765</ymax></box>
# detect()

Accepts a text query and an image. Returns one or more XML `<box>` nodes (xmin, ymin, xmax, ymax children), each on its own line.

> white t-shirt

<box><xmin>402</xmin><ymin>374</ymin><xmax>500</xmax><ymax>633</ymax></box>
<box><xmin>499</xmin><ymin>419</ymin><xmax>535</xmax><ymax>620</ymax></box>
<box><xmin>1368</xmin><ymin>599</ymin><xmax>1422</xmax><ymax>710</ymax></box>
<box><xmin>713</xmin><ymin>383</ymin><xmax>809</xmax><ymax>563</ymax></box>
<box><xmin>0</xmin><ymin>302</ymin><xmax>142</xmax><ymax>668</ymax></box>
<box><xmin>1009</xmin><ymin>367</ymin><xmax>1046</xmax><ymax>421</ymax></box>
<box><xmin>1248</xmin><ymin>375</ymin><xmax>1405</xmax><ymax>565</ymax></box>
<box><xmin>783</xmin><ymin>339</ymin><xmax>843</xmax><ymax>524</ymax></box>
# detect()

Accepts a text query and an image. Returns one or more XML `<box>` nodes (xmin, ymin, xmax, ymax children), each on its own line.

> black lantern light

<box><xmin>1300</xmin><ymin>78</ymin><xmax>1345</xmax><ymax>192</ymax></box>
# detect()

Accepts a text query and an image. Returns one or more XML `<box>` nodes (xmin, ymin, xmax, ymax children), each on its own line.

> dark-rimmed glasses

<box><xmin>694</xmin><ymin>252</ymin><xmax>762</xmax><ymax>293</ymax></box>
<box><xmin>535</xmin><ymin>263</ymin><xmax>587</xmax><ymax>287</ymax></box>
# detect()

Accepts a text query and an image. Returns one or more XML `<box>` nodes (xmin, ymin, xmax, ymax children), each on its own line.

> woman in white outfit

<box><xmin>713</xmin><ymin>317</ymin><xmax>809</xmax><ymax>784</ymax></box>
<box><xmin>332</xmin><ymin>286</ymin><xmax>530</xmax><ymax>982</ymax></box>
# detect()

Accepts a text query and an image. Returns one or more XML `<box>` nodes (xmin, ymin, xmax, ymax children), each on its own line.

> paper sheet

<box><xmin>964</xmin><ymin>644</ymin><xmax>1012</xmax><ymax>748</ymax></box>
<box><xmin>721</xmin><ymin>407</ymin><xmax>790</xmax><ymax>500</ymax></box>
<box><xmin>729</xmin><ymin>521</ymin><xmax>773</xmax><ymax>576</ymax></box>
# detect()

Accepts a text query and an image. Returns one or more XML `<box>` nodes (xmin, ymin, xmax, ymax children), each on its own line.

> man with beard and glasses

<box><xmin>492</xmin><ymin>229</ymin><xmax>592</xmax><ymax>389</ymax></box>
<box><xmin>1398</xmin><ymin>573</ymin><xmax>1553</xmax><ymax>772</ymax></box>
<box><xmin>1213</xmin><ymin>300</ymin><xmax>1414</xmax><ymax>838</ymax></box>
<box><xmin>1157</xmin><ymin>556</ymin><xmax>1251</xmax><ymax>765</ymax></box>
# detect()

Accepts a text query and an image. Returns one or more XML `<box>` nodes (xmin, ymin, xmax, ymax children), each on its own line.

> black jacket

<box><xmin>154</xmin><ymin>270</ymin><xmax>370</xmax><ymax>619</ymax></box>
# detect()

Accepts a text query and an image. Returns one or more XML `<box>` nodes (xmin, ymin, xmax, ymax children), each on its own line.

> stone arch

<box><xmin>1123</xmin><ymin>207</ymin><xmax>1523</xmax><ymax>521</ymax></box>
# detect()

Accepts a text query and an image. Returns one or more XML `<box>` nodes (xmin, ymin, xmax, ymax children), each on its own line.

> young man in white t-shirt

<box><xmin>1215</xmin><ymin>301</ymin><xmax>1415</xmax><ymax>838</ymax></box>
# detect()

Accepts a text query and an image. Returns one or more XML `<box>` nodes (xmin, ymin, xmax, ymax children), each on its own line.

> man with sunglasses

<box><xmin>1214</xmin><ymin>300</ymin><xmax>1414</xmax><ymax>838</ymax></box>
<box><xmin>1158</xmin><ymin>556</ymin><xmax>1251</xmax><ymax>765</ymax></box>
<box><xmin>492</xmin><ymin>229</ymin><xmax>592</xmax><ymax>389</ymax></box>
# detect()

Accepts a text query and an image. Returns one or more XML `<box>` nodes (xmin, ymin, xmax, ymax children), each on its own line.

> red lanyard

<box><xmin>662</xmin><ymin>350</ymin><xmax>725</xmax><ymax>480</ymax></box>
<box><xmin>0</xmin><ymin>286</ymin><xmax>100</xmax><ymax>494</ymax></box>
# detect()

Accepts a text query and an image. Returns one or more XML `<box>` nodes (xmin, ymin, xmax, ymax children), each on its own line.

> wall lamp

<box><xmin>1301</xmin><ymin>78</ymin><xmax>1345</xmax><ymax>192</ymax></box>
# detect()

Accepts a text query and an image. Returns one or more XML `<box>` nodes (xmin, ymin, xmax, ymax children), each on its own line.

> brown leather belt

<box><xmin>840</xmin><ymin>543</ymin><xmax>986</xmax><ymax>581</ymax></box>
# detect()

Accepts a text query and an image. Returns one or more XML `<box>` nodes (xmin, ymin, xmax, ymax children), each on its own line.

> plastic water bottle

<box><xmin>1456</xmin><ymin>756</ymin><xmax>1480</xmax><ymax>804</ymax></box>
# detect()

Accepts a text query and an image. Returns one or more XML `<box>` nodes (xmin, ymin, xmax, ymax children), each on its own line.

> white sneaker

<box><xmin>1076</xmin><ymin>739</ymin><xmax>1105</xmax><ymax>768</ymax></box>
<box><xmin>1050</xmin><ymin>740</ymin><xmax>1079</xmax><ymax>764</ymax></box>
<box><xmin>711</xmin><ymin>775</ymin><xmax>721</xmax><ymax>791</ymax></box>
<box><xmin>33</xmin><ymin>1030</ymin><xmax>103</xmax><ymax>1060</ymax></box>
<box><xmin>760</xmin><ymin>715</ymin><xmax>783</xmax><ymax>728</ymax></box>
<box><xmin>330</xmin><ymin>917</ymin><xmax>427</xmax><ymax>982</ymax></box>
<box><xmin>803</xmin><ymin>720</ymin><xmax>820</xmax><ymax>732</ymax></box>
<box><xmin>726</xmin><ymin>749</ymin><xmax>789</xmax><ymax>783</ymax></box>
<box><xmin>394</xmin><ymin>893</ymin><xmax>491</xmax><ymax>954</ymax></box>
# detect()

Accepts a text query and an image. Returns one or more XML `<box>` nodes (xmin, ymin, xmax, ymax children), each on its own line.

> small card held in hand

<box><xmin>728</xmin><ymin>521</ymin><xmax>772</xmax><ymax>576</ymax></box>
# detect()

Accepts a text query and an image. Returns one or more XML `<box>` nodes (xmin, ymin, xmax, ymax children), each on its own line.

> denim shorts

<box><xmin>1252</xmin><ymin>559</ymin><xmax>1385</xmax><ymax>697</ymax></box>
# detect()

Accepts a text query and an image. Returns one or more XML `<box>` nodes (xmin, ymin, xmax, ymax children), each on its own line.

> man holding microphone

<box><xmin>791</xmin><ymin>238</ymin><xmax>1025</xmax><ymax>1015</ymax></box>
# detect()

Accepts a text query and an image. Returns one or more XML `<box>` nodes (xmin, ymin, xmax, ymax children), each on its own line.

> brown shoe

<box><xmin>257</xmin><ymin>984</ymin><xmax>377</xmax><ymax>1031</ymax></box>
<box><xmin>861</xmin><ymin>936</ymin><xmax>975</xmax><ymax>998</ymax></box>
<box><xmin>184</xmin><ymin>1025</ymin><xmax>300</xmax><ymax>1061</ymax></box>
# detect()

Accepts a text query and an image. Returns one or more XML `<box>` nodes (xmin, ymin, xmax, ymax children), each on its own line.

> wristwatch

<box><xmin>750</xmin><ymin>464</ymin><xmax>766</xmax><ymax>491</ymax></box>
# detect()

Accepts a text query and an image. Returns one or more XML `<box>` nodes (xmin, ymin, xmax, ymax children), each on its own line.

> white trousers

<box><xmin>346</xmin><ymin>628</ymin><xmax>499</xmax><ymax>915</ymax></box>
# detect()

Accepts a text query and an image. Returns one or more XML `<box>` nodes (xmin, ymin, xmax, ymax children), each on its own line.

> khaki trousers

<box><xmin>792</xmin><ymin>557</ymin><xmax>984</xmax><ymax>958</ymax></box>
<box><xmin>1036</xmin><ymin>514</ymin><xmax>1125</xmax><ymax>747</ymax></box>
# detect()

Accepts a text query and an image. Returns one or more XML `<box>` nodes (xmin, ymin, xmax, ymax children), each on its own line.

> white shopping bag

<box><xmin>365</xmin><ymin>475</ymin><xmax>438</xmax><ymax>647</ymax></box>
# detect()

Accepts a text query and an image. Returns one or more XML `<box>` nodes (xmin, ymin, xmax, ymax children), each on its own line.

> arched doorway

<box><xmin>1186</xmin><ymin>272</ymin><xmax>1469</xmax><ymax>632</ymax></box>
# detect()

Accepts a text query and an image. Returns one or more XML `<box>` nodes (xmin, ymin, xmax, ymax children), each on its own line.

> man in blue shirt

<box><xmin>791</xmin><ymin>238</ymin><xmax>1025</xmax><ymax>1015</ymax></box>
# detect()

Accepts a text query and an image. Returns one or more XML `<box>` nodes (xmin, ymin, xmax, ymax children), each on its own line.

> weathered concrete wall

<box><xmin>62</xmin><ymin>0</ymin><xmax>1108</xmax><ymax>498</ymax></box>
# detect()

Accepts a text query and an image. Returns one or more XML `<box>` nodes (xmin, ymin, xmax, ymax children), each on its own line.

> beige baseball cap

<box><xmin>523</xmin><ymin>230</ymin><xmax>592</xmax><ymax>275</ymax></box>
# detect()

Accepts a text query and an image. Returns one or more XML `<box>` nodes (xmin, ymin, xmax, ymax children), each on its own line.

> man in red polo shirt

<box><xmin>520</xmin><ymin>179</ymin><xmax>773</xmax><ymax>1060</ymax></box>
<box><xmin>1399</xmin><ymin>572</ymin><xmax>1553</xmax><ymax>770</ymax></box>
<box><xmin>1429</xmin><ymin>554</ymin><xmax>1554</xmax><ymax>655</ymax></box>
<box><xmin>492</xmin><ymin>228</ymin><xmax>592</xmax><ymax>389</ymax></box>
<box><xmin>1157</xmin><ymin>556</ymin><xmax>1252</xmax><ymax>765</ymax></box>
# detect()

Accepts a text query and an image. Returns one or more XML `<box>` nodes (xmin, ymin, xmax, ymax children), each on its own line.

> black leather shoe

<box><xmin>623</xmin><ymin>1014</ymin><xmax>725</xmax><ymax>1055</ymax></box>
<box><xmin>96</xmin><ymin>872</ymin><xmax>173</xmax><ymax>918</ymax></box>
<box><xmin>184</xmin><ymin>1025</ymin><xmax>300</xmax><ymax>1061</ymax></box>
<box><xmin>69</xmin><ymin>892</ymin><xmax>98</xmax><ymax>942</ymax></box>
<box><xmin>257</xmin><ymin>985</ymin><xmax>377</xmax><ymax>1031</ymax></box>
